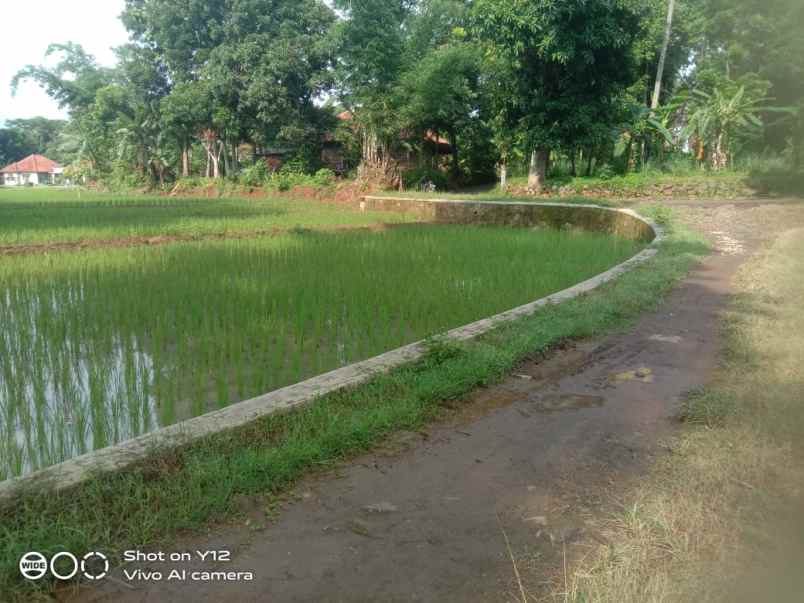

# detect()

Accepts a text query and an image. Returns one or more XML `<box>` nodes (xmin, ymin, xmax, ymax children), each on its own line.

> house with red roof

<box><xmin>0</xmin><ymin>154</ymin><xmax>63</xmax><ymax>186</ymax></box>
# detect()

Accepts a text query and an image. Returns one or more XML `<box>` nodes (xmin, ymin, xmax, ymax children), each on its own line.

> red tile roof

<box><xmin>1</xmin><ymin>154</ymin><xmax>61</xmax><ymax>174</ymax></box>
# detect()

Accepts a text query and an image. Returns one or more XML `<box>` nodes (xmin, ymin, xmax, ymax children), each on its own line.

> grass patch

<box><xmin>0</xmin><ymin>225</ymin><xmax>643</xmax><ymax>479</ymax></box>
<box><xmin>0</xmin><ymin>211</ymin><xmax>706</xmax><ymax>600</ymax></box>
<box><xmin>560</xmin><ymin>225</ymin><xmax>804</xmax><ymax>602</ymax></box>
<box><xmin>0</xmin><ymin>188</ymin><xmax>414</xmax><ymax>247</ymax></box>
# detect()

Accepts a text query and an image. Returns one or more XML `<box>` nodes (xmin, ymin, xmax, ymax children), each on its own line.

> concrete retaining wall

<box><xmin>0</xmin><ymin>201</ymin><xmax>662</xmax><ymax>504</ymax></box>
<box><xmin>360</xmin><ymin>196</ymin><xmax>656</xmax><ymax>242</ymax></box>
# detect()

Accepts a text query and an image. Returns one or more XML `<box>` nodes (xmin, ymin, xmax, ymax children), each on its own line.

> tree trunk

<box><xmin>359</xmin><ymin>128</ymin><xmax>399</xmax><ymax>187</ymax></box>
<box><xmin>626</xmin><ymin>139</ymin><xmax>635</xmax><ymax>174</ymax></box>
<box><xmin>359</xmin><ymin>129</ymin><xmax>378</xmax><ymax>179</ymax></box>
<box><xmin>181</xmin><ymin>146</ymin><xmax>190</xmax><ymax>178</ymax></box>
<box><xmin>711</xmin><ymin>133</ymin><xmax>727</xmax><ymax>171</ymax></box>
<box><xmin>449</xmin><ymin>130</ymin><xmax>459</xmax><ymax>180</ymax></box>
<box><xmin>586</xmin><ymin>150</ymin><xmax>594</xmax><ymax>177</ymax></box>
<box><xmin>570</xmin><ymin>151</ymin><xmax>577</xmax><ymax>177</ymax></box>
<box><xmin>651</xmin><ymin>0</ymin><xmax>676</xmax><ymax>111</ymax></box>
<box><xmin>527</xmin><ymin>148</ymin><xmax>549</xmax><ymax>192</ymax></box>
<box><xmin>500</xmin><ymin>161</ymin><xmax>508</xmax><ymax>191</ymax></box>
<box><xmin>221</xmin><ymin>139</ymin><xmax>230</xmax><ymax>178</ymax></box>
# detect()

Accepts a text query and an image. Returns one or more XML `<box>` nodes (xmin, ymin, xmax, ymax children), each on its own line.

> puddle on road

<box><xmin>610</xmin><ymin>367</ymin><xmax>655</xmax><ymax>383</ymax></box>
<box><xmin>529</xmin><ymin>393</ymin><xmax>605</xmax><ymax>413</ymax></box>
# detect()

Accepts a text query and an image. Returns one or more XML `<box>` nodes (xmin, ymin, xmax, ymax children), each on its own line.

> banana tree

<box><xmin>615</xmin><ymin>101</ymin><xmax>679</xmax><ymax>172</ymax></box>
<box><xmin>681</xmin><ymin>86</ymin><xmax>765</xmax><ymax>170</ymax></box>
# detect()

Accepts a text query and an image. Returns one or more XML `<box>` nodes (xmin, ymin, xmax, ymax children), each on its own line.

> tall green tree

<box><xmin>0</xmin><ymin>129</ymin><xmax>35</xmax><ymax>167</ymax></box>
<box><xmin>12</xmin><ymin>44</ymin><xmax>118</xmax><ymax>171</ymax></box>
<box><xmin>398</xmin><ymin>41</ymin><xmax>483</xmax><ymax>179</ymax></box>
<box><xmin>123</xmin><ymin>0</ymin><xmax>336</xmax><ymax>178</ymax></box>
<box><xmin>332</xmin><ymin>0</ymin><xmax>414</xmax><ymax>182</ymax></box>
<box><xmin>2</xmin><ymin>118</ymin><xmax>67</xmax><ymax>159</ymax></box>
<box><xmin>473</xmin><ymin>0</ymin><xmax>641</xmax><ymax>190</ymax></box>
<box><xmin>695</xmin><ymin>0</ymin><xmax>804</xmax><ymax>155</ymax></box>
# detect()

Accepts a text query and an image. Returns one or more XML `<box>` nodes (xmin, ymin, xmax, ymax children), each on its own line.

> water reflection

<box><xmin>1</xmin><ymin>333</ymin><xmax>159</xmax><ymax>479</ymax></box>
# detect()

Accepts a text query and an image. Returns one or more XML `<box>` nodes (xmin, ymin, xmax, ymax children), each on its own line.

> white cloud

<box><xmin>0</xmin><ymin>0</ymin><xmax>128</xmax><ymax>124</ymax></box>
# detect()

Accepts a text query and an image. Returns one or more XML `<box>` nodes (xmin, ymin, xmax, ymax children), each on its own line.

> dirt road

<box><xmin>69</xmin><ymin>200</ymin><xmax>804</xmax><ymax>603</ymax></box>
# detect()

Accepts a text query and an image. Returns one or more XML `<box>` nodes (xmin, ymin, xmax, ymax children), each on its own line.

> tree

<box><xmin>473</xmin><ymin>0</ymin><xmax>641</xmax><ymax>191</ymax></box>
<box><xmin>405</xmin><ymin>0</ymin><xmax>469</xmax><ymax>63</ymax></box>
<box><xmin>398</xmin><ymin>42</ymin><xmax>483</xmax><ymax>179</ymax></box>
<box><xmin>205</xmin><ymin>0</ymin><xmax>336</xmax><ymax>171</ymax></box>
<box><xmin>0</xmin><ymin>129</ymin><xmax>35</xmax><ymax>166</ymax></box>
<box><xmin>332</xmin><ymin>0</ymin><xmax>413</xmax><ymax>183</ymax></box>
<box><xmin>695</xmin><ymin>0</ymin><xmax>804</xmax><ymax>154</ymax></box>
<box><xmin>12</xmin><ymin>44</ymin><xmax>114</xmax><ymax>115</ymax></box>
<box><xmin>161</xmin><ymin>82</ymin><xmax>211</xmax><ymax>178</ymax></box>
<box><xmin>123</xmin><ymin>0</ymin><xmax>336</xmax><ymax>179</ymax></box>
<box><xmin>3</xmin><ymin>118</ymin><xmax>67</xmax><ymax>158</ymax></box>
<box><xmin>682</xmin><ymin>82</ymin><xmax>768</xmax><ymax>170</ymax></box>
<box><xmin>121</xmin><ymin>0</ymin><xmax>226</xmax><ymax>84</ymax></box>
<box><xmin>12</xmin><ymin>44</ymin><xmax>118</xmax><ymax>172</ymax></box>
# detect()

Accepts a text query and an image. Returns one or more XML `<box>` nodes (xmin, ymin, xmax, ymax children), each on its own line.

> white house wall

<box><xmin>1</xmin><ymin>172</ymin><xmax>53</xmax><ymax>186</ymax></box>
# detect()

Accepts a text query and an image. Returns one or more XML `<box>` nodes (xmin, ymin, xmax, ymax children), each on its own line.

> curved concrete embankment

<box><xmin>0</xmin><ymin>200</ymin><xmax>662</xmax><ymax>504</ymax></box>
<box><xmin>359</xmin><ymin>197</ymin><xmax>656</xmax><ymax>242</ymax></box>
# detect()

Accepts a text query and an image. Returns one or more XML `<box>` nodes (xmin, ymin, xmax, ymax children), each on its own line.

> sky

<box><xmin>0</xmin><ymin>0</ymin><xmax>128</xmax><ymax>124</ymax></box>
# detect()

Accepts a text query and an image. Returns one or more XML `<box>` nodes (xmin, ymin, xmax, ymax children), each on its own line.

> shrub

<box><xmin>102</xmin><ymin>163</ymin><xmax>150</xmax><ymax>191</ymax></box>
<box><xmin>597</xmin><ymin>164</ymin><xmax>616</xmax><ymax>180</ymax></box>
<box><xmin>402</xmin><ymin>166</ymin><xmax>449</xmax><ymax>192</ymax></box>
<box><xmin>746</xmin><ymin>165</ymin><xmax>804</xmax><ymax>196</ymax></box>
<box><xmin>313</xmin><ymin>168</ymin><xmax>335</xmax><ymax>187</ymax></box>
<box><xmin>239</xmin><ymin>161</ymin><xmax>269</xmax><ymax>187</ymax></box>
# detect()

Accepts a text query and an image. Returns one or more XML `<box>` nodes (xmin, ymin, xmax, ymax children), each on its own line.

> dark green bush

<box><xmin>402</xmin><ymin>166</ymin><xmax>449</xmax><ymax>192</ymax></box>
<box><xmin>746</xmin><ymin>165</ymin><xmax>804</xmax><ymax>196</ymax></box>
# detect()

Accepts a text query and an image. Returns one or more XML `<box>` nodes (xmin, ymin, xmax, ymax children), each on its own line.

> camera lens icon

<box><xmin>19</xmin><ymin>550</ymin><xmax>109</xmax><ymax>581</ymax></box>
<box><xmin>82</xmin><ymin>552</ymin><xmax>109</xmax><ymax>580</ymax></box>
<box><xmin>19</xmin><ymin>552</ymin><xmax>48</xmax><ymax>581</ymax></box>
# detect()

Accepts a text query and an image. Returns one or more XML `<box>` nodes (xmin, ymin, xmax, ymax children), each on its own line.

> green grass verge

<box><xmin>0</xmin><ymin>208</ymin><xmax>708</xmax><ymax>600</ymax></box>
<box><xmin>0</xmin><ymin>188</ymin><xmax>415</xmax><ymax>247</ymax></box>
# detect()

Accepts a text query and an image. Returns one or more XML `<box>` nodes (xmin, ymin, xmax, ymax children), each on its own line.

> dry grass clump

<box><xmin>559</xmin><ymin>228</ymin><xmax>804</xmax><ymax>603</ymax></box>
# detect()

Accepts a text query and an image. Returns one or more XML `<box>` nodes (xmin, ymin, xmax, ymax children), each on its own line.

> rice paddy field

<box><xmin>0</xmin><ymin>223</ymin><xmax>645</xmax><ymax>480</ymax></box>
<box><xmin>0</xmin><ymin>187</ymin><xmax>414</xmax><ymax>247</ymax></box>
